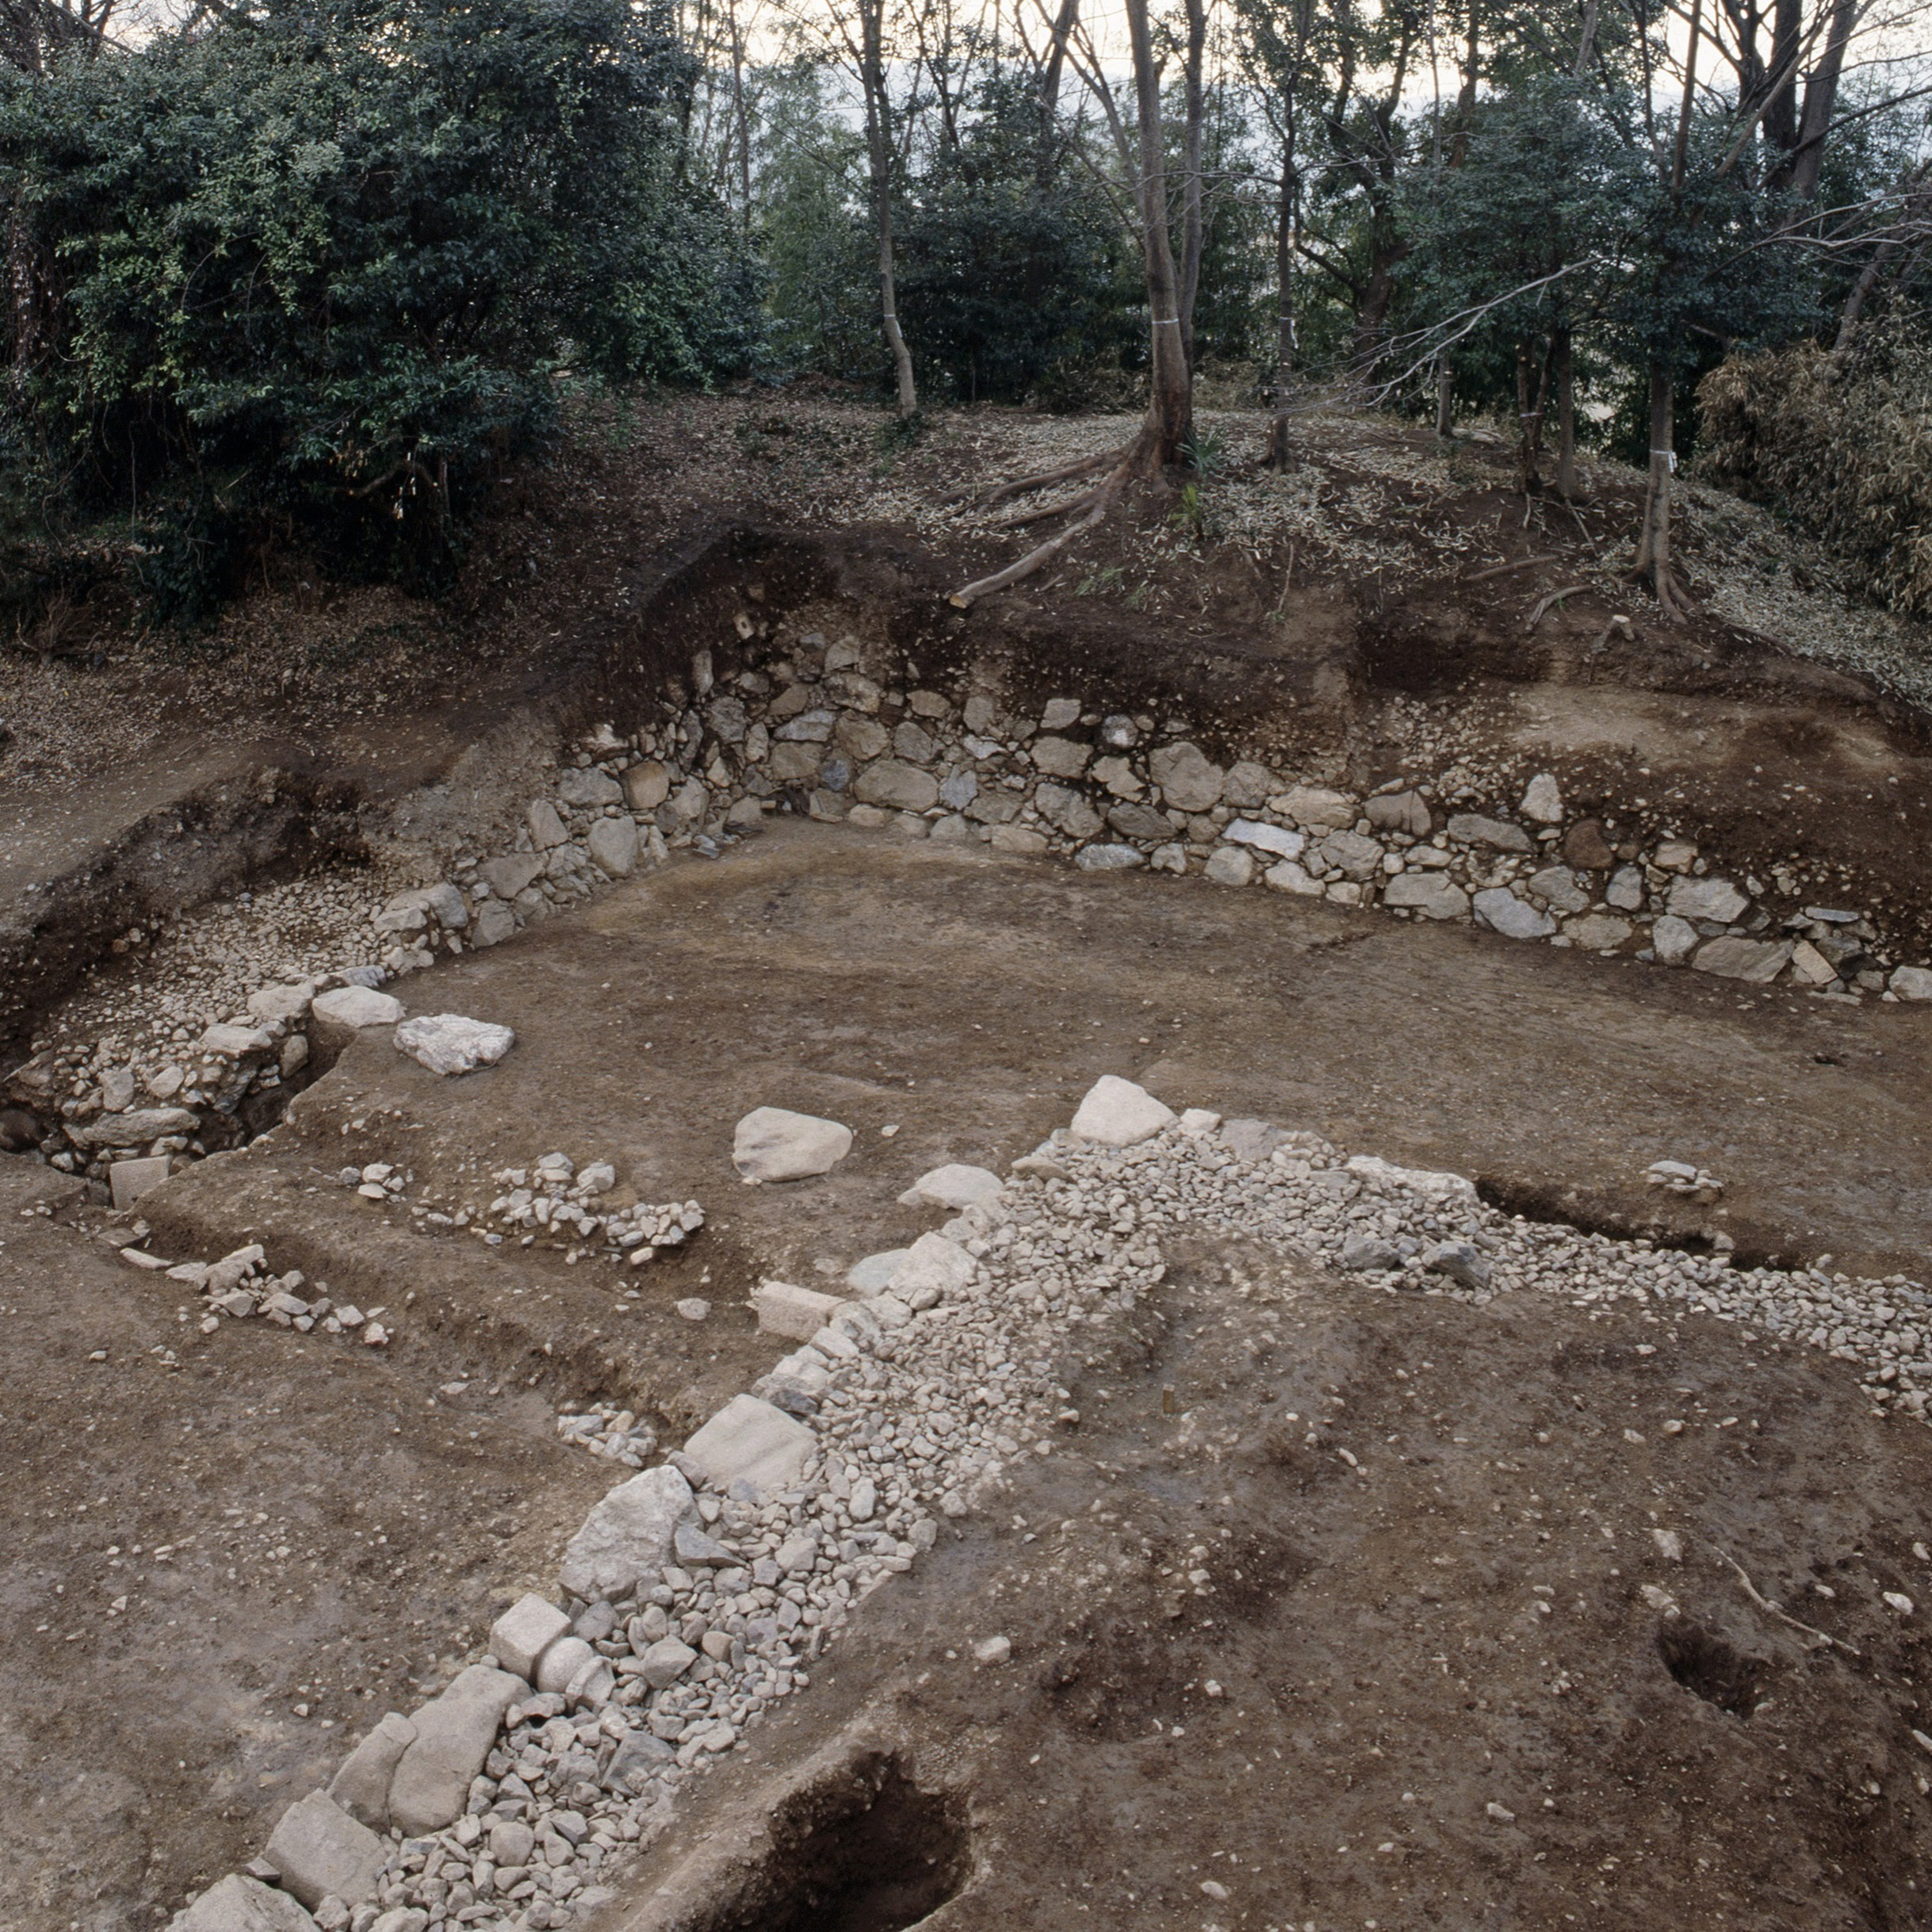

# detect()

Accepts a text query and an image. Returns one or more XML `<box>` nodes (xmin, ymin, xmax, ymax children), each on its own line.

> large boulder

<box><xmin>732</xmin><ymin>1107</ymin><xmax>852</xmax><ymax>1183</ymax></box>
<box><xmin>558</xmin><ymin>1464</ymin><xmax>693</xmax><ymax>1601</ymax></box>
<box><xmin>1069</xmin><ymin>1075</ymin><xmax>1176</xmax><ymax>1147</ymax></box>
<box><xmin>898</xmin><ymin>1164</ymin><xmax>1003</xmax><ymax>1211</ymax></box>
<box><xmin>587</xmin><ymin>816</ymin><xmax>639</xmax><ymax>878</ymax></box>
<box><xmin>1149</xmin><ymin>741</ymin><xmax>1224</xmax><ymax>812</ymax></box>
<box><xmin>309</xmin><ymin>988</ymin><xmax>404</xmax><ymax>1057</ymax></box>
<box><xmin>885</xmin><ymin>1233</ymin><xmax>977</xmax><ymax>1306</ymax></box>
<box><xmin>851</xmin><ymin>761</ymin><xmax>940</xmax><ymax>812</ymax></box>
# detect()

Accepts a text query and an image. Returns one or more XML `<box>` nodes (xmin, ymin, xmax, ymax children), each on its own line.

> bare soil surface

<box><xmin>624</xmin><ymin>1239</ymin><xmax>1932</xmax><ymax>1932</ymax></box>
<box><xmin>7</xmin><ymin>399</ymin><xmax>1932</xmax><ymax>1931</ymax></box>
<box><xmin>8</xmin><ymin>823</ymin><xmax>1932</xmax><ymax>1928</ymax></box>
<box><xmin>0</xmin><ymin>1158</ymin><xmax>610</xmax><ymax>1932</ymax></box>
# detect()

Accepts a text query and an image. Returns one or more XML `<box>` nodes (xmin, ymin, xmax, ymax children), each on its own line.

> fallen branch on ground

<box><xmin>1463</xmin><ymin>553</ymin><xmax>1558</xmax><ymax>583</ymax></box>
<box><xmin>1525</xmin><ymin>584</ymin><xmax>1591</xmax><ymax>631</ymax></box>
<box><xmin>1706</xmin><ymin>1540</ymin><xmax>1861</xmax><ymax>1656</ymax></box>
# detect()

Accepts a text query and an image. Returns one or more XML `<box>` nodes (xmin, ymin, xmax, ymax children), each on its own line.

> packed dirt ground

<box><xmin>6</xmin><ymin>395</ymin><xmax>1932</xmax><ymax>1932</ymax></box>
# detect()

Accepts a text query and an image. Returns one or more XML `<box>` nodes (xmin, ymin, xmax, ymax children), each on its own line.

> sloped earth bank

<box><xmin>12</xmin><ymin>521</ymin><xmax>1932</xmax><ymax>1208</ymax></box>
<box><xmin>8</xmin><ymin>826</ymin><xmax>1932</xmax><ymax>1930</ymax></box>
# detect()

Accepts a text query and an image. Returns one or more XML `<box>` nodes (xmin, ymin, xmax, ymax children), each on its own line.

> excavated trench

<box><xmin>10</xmin><ymin>520</ymin><xmax>1932</xmax><ymax>1930</ymax></box>
<box><xmin>9</xmin><ymin>518</ymin><xmax>1932</xmax><ymax>1092</ymax></box>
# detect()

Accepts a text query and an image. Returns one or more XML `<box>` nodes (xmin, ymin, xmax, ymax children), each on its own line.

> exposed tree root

<box><xmin>992</xmin><ymin>480</ymin><xmax>1111</xmax><ymax>530</ymax></box>
<box><xmin>1628</xmin><ymin>557</ymin><xmax>1695</xmax><ymax>623</ymax></box>
<box><xmin>976</xmin><ymin>447</ymin><xmax>1123</xmax><ymax>510</ymax></box>
<box><xmin>951</xmin><ymin>436</ymin><xmax>1167</xmax><ymax>608</ymax></box>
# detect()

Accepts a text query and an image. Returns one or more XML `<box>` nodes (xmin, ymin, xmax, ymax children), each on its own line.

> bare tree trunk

<box><xmin>1780</xmin><ymin>0</ymin><xmax>1856</xmax><ymax>200</ymax></box>
<box><xmin>1630</xmin><ymin>0</ymin><xmax>1698</xmax><ymax>616</ymax></box>
<box><xmin>1176</xmin><ymin>0</ymin><xmax>1206</xmax><ymax>368</ymax></box>
<box><xmin>1351</xmin><ymin>227</ymin><xmax>1408</xmax><ymax>358</ymax></box>
<box><xmin>1266</xmin><ymin>160</ymin><xmax>1296</xmax><ymax>469</ymax></box>
<box><xmin>1435</xmin><ymin>358</ymin><xmax>1453</xmax><ymax>436</ymax></box>
<box><xmin>859</xmin><ymin>0</ymin><xmax>916</xmax><ymax>418</ymax></box>
<box><xmin>1126</xmin><ymin>0</ymin><xmax>1192</xmax><ymax>466</ymax></box>
<box><xmin>725</xmin><ymin>0</ymin><xmax>752</xmax><ymax>233</ymax></box>
<box><xmin>1515</xmin><ymin>337</ymin><xmax>1542</xmax><ymax>495</ymax></box>
<box><xmin>1630</xmin><ymin>363</ymin><xmax>1686</xmax><ymax>616</ymax></box>
<box><xmin>947</xmin><ymin>0</ymin><xmax>1193</xmax><ymax>603</ymax></box>
<box><xmin>1035</xmin><ymin>0</ymin><xmax>1081</xmax><ymax>185</ymax></box>
<box><xmin>1552</xmin><ymin>327</ymin><xmax>1581</xmax><ymax>499</ymax></box>
<box><xmin>1571</xmin><ymin>0</ymin><xmax>1598</xmax><ymax>72</ymax></box>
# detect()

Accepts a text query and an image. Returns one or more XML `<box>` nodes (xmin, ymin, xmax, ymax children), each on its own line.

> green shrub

<box><xmin>1697</xmin><ymin>316</ymin><xmax>1932</xmax><ymax>621</ymax></box>
<box><xmin>0</xmin><ymin>0</ymin><xmax>759</xmax><ymax>614</ymax></box>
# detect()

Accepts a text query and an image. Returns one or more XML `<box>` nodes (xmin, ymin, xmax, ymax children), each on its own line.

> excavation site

<box><xmin>6</xmin><ymin>393</ymin><xmax>1932</xmax><ymax>1932</ymax></box>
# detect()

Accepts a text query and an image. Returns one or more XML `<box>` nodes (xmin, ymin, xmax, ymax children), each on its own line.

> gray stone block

<box><xmin>168</xmin><ymin>1874</ymin><xmax>321</xmax><ymax>1932</ymax></box>
<box><xmin>262</xmin><ymin>1791</ymin><xmax>388</xmax><ymax>1910</ymax></box>
<box><xmin>558</xmin><ymin>1463</ymin><xmax>692</xmax><ymax>1601</ymax></box>
<box><xmin>488</xmin><ymin>1594</ymin><xmax>571</xmax><ymax>1681</ymax></box>
<box><xmin>386</xmin><ymin>1666</ymin><xmax>525</xmax><ymax>1836</ymax></box>
<box><xmin>325</xmin><ymin>1712</ymin><xmax>416</xmax><ymax>1830</ymax></box>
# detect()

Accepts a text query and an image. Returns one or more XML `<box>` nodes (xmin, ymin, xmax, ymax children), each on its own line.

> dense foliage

<box><xmin>1699</xmin><ymin>316</ymin><xmax>1932</xmax><ymax>620</ymax></box>
<box><xmin>1</xmin><ymin>0</ymin><xmax>759</xmax><ymax>611</ymax></box>
<box><xmin>2</xmin><ymin>0</ymin><xmax>1926</xmax><ymax>620</ymax></box>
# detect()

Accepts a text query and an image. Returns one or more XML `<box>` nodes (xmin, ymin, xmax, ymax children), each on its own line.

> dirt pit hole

<box><xmin>685</xmin><ymin>1753</ymin><xmax>970</xmax><ymax>1932</ymax></box>
<box><xmin>1657</xmin><ymin>1620</ymin><xmax>1773</xmax><ymax>1718</ymax></box>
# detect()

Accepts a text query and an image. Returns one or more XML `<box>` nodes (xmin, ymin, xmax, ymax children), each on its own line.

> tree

<box><xmin>947</xmin><ymin>0</ymin><xmax>1201</xmax><ymax>606</ymax></box>
<box><xmin>807</xmin><ymin>0</ymin><xmax>923</xmax><ymax>415</ymax></box>
<box><xmin>1401</xmin><ymin>79</ymin><xmax>1640</xmax><ymax>495</ymax></box>
<box><xmin>0</xmin><ymin>0</ymin><xmax>759</xmax><ymax>611</ymax></box>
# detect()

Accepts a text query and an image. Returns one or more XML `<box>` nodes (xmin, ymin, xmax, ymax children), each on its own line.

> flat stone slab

<box><xmin>558</xmin><ymin>1463</ymin><xmax>693</xmax><ymax>1601</ymax></box>
<box><xmin>1222</xmin><ymin>819</ymin><xmax>1306</xmax><ymax>859</ymax></box>
<box><xmin>68</xmin><ymin>1106</ymin><xmax>197</xmax><ymax>1149</ymax></box>
<box><xmin>262</xmin><ymin>1789</ymin><xmax>388</xmax><ymax>1909</ymax></box>
<box><xmin>1345</xmin><ymin>1154</ymin><xmax>1479</xmax><ymax>1209</ymax></box>
<box><xmin>732</xmin><ymin>1107</ymin><xmax>853</xmax><ymax>1184</ymax></box>
<box><xmin>311</xmin><ymin>986</ymin><xmax>404</xmax><ymax>1031</ymax></box>
<box><xmin>898</xmin><ymin>1164</ymin><xmax>1003</xmax><ymax>1211</ymax></box>
<box><xmin>109</xmin><ymin>1154</ymin><xmax>171</xmax><ymax>1209</ymax></box>
<box><xmin>1383</xmin><ymin>873</ymin><xmax>1470</xmax><ymax>920</ymax></box>
<box><xmin>1693</xmin><ymin>937</ymin><xmax>1794</xmax><ymax>983</ymax></box>
<box><xmin>1447</xmin><ymin>813</ymin><xmax>1532</xmax><ymax>853</ymax></box>
<box><xmin>168</xmin><ymin>1873</ymin><xmax>320</xmax><ymax>1932</ymax></box>
<box><xmin>392</xmin><ymin>1014</ymin><xmax>515</xmax><ymax>1076</ymax></box>
<box><xmin>683</xmin><ymin>1393</ymin><xmax>814</xmax><ymax>1494</ymax></box>
<box><xmin>387</xmin><ymin>1665</ymin><xmax>526</xmax><ymax>1835</ymax></box>
<box><xmin>1668</xmin><ymin>876</ymin><xmax>1750</xmax><ymax>924</ymax></box>
<box><xmin>1069</xmin><ymin>1075</ymin><xmax>1176</xmax><ymax>1147</ymax></box>
<box><xmin>754</xmin><ymin>1280</ymin><xmax>846</xmax><ymax>1341</ymax></box>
